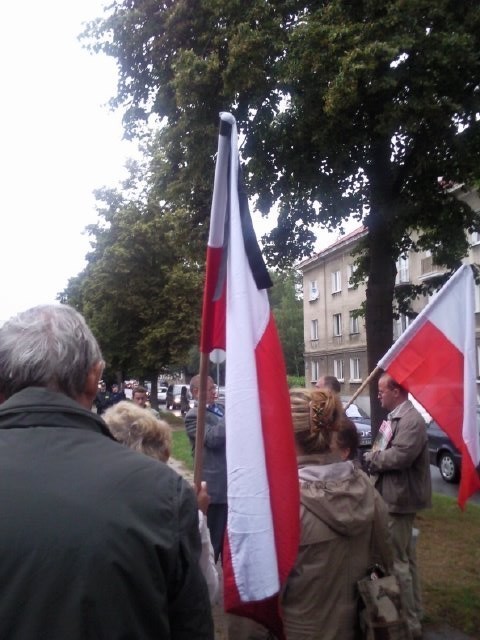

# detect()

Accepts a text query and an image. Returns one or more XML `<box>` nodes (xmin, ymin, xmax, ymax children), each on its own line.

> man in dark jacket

<box><xmin>185</xmin><ymin>375</ymin><xmax>227</xmax><ymax>562</ymax></box>
<box><xmin>111</xmin><ymin>382</ymin><xmax>126</xmax><ymax>404</ymax></box>
<box><xmin>94</xmin><ymin>380</ymin><xmax>114</xmax><ymax>415</ymax></box>
<box><xmin>0</xmin><ymin>304</ymin><xmax>213</xmax><ymax>640</ymax></box>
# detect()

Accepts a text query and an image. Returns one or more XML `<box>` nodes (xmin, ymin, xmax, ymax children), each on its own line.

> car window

<box><xmin>428</xmin><ymin>421</ymin><xmax>446</xmax><ymax>436</ymax></box>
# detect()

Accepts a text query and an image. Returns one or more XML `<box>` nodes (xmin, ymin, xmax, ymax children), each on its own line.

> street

<box><xmin>430</xmin><ymin>464</ymin><xmax>480</xmax><ymax>505</ymax></box>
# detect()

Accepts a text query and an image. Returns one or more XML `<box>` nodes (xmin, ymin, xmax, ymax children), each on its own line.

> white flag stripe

<box><xmin>224</xmin><ymin>115</ymin><xmax>279</xmax><ymax>600</ymax></box>
<box><xmin>208</xmin><ymin>128</ymin><xmax>230</xmax><ymax>248</ymax></box>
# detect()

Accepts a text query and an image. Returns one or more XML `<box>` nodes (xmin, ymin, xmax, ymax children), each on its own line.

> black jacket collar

<box><xmin>0</xmin><ymin>387</ymin><xmax>115</xmax><ymax>439</ymax></box>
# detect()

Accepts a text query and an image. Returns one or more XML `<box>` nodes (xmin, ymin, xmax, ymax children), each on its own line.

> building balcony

<box><xmin>349</xmin><ymin>333</ymin><xmax>362</xmax><ymax>343</ymax></box>
<box><xmin>420</xmin><ymin>255</ymin><xmax>445</xmax><ymax>277</ymax></box>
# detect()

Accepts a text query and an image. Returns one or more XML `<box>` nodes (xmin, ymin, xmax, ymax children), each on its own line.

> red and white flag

<box><xmin>201</xmin><ymin>112</ymin><xmax>300</xmax><ymax>636</ymax></box>
<box><xmin>378</xmin><ymin>264</ymin><xmax>480</xmax><ymax>508</ymax></box>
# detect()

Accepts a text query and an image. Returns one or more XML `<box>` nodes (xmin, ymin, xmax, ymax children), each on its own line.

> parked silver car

<box><xmin>344</xmin><ymin>402</ymin><xmax>372</xmax><ymax>450</ymax></box>
<box><xmin>427</xmin><ymin>408</ymin><xmax>480</xmax><ymax>483</ymax></box>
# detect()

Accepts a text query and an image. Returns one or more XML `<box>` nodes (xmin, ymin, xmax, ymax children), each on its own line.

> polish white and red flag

<box><xmin>378</xmin><ymin>264</ymin><xmax>480</xmax><ymax>508</ymax></box>
<box><xmin>200</xmin><ymin>112</ymin><xmax>300</xmax><ymax>637</ymax></box>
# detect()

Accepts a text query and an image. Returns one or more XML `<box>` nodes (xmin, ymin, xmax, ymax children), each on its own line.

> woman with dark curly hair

<box><xmin>281</xmin><ymin>388</ymin><xmax>392</xmax><ymax>640</ymax></box>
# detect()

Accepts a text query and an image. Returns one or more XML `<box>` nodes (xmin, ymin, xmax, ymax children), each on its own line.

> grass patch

<box><xmin>158</xmin><ymin>410</ymin><xmax>184</xmax><ymax>429</ymax></box>
<box><xmin>171</xmin><ymin>429</ymin><xmax>194</xmax><ymax>471</ymax></box>
<box><xmin>416</xmin><ymin>493</ymin><xmax>480</xmax><ymax>637</ymax></box>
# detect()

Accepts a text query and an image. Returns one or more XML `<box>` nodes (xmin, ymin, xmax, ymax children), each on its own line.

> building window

<box><xmin>349</xmin><ymin>311</ymin><xmax>359</xmax><ymax>334</ymax></box>
<box><xmin>333</xmin><ymin>313</ymin><xmax>342</xmax><ymax>336</ymax></box>
<box><xmin>331</xmin><ymin>270</ymin><xmax>342</xmax><ymax>294</ymax></box>
<box><xmin>333</xmin><ymin>359</ymin><xmax>344</xmax><ymax>381</ymax></box>
<box><xmin>393</xmin><ymin>313</ymin><xmax>410</xmax><ymax>340</ymax></box>
<box><xmin>396</xmin><ymin>255</ymin><xmax>409</xmax><ymax>284</ymax></box>
<box><xmin>347</xmin><ymin>264</ymin><xmax>357</xmax><ymax>288</ymax></box>
<box><xmin>471</xmin><ymin>232</ymin><xmax>480</xmax><ymax>246</ymax></box>
<box><xmin>311</xmin><ymin>360</ymin><xmax>320</xmax><ymax>383</ymax></box>
<box><xmin>309</xmin><ymin>280</ymin><xmax>319</xmax><ymax>301</ymax></box>
<box><xmin>311</xmin><ymin>319</ymin><xmax>319</xmax><ymax>340</ymax></box>
<box><xmin>475</xmin><ymin>285</ymin><xmax>480</xmax><ymax>314</ymax></box>
<box><xmin>350</xmin><ymin>357</ymin><xmax>361</xmax><ymax>381</ymax></box>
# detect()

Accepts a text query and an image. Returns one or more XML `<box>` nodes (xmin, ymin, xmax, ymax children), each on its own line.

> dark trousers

<box><xmin>207</xmin><ymin>503</ymin><xmax>228</xmax><ymax>563</ymax></box>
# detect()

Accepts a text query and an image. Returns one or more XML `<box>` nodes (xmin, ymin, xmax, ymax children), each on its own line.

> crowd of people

<box><xmin>0</xmin><ymin>303</ymin><xmax>432</xmax><ymax>640</ymax></box>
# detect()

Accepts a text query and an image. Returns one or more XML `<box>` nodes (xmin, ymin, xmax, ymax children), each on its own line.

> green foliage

<box><xmin>269</xmin><ymin>270</ymin><xmax>304</xmax><ymax>376</ymax></box>
<box><xmin>59</xmin><ymin>169</ymin><xmax>203</xmax><ymax>381</ymax></box>
<box><xmin>287</xmin><ymin>375</ymin><xmax>306</xmax><ymax>389</ymax></box>
<box><xmin>82</xmin><ymin>0</ymin><xmax>480</xmax><ymax>427</ymax></box>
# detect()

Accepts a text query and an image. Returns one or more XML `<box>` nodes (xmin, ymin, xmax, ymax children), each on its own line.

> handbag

<box><xmin>357</xmin><ymin>566</ymin><xmax>412</xmax><ymax>640</ymax></box>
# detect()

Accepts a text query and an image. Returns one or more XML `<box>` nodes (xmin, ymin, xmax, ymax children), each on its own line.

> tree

<box><xmin>59</xmin><ymin>174</ymin><xmax>203</xmax><ymax>390</ymax></box>
<box><xmin>269</xmin><ymin>270</ymin><xmax>304</xmax><ymax>376</ymax></box>
<box><xmin>82</xmin><ymin>0</ymin><xmax>480</xmax><ymax>429</ymax></box>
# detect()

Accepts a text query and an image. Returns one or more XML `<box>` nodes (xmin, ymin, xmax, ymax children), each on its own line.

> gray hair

<box><xmin>0</xmin><ymin>304</ymin><xmax>103</xmax><ymax>399</ymax></box>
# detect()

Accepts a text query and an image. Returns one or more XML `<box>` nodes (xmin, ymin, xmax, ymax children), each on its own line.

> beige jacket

<box><xmin>281</xmin><ymin>454</ymin><xmax>392</xmax><ymax>640</ymax></box>
<box><xmin>369</xmin><ymin>400</ymin><xmax>432</xmax><ymax>514</ymax></box>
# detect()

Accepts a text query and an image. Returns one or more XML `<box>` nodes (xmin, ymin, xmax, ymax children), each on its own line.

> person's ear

<box><xmin>77</xmin><ymin>361</ymin><xmax>104</xmax><ymax>410</ymax></box>
<box><xmin>87</xmin><ymin>361</ymin><xmax>104</xmax><ymax>394</ymax></box>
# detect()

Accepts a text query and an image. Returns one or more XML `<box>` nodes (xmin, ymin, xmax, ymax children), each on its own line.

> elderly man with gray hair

<box><xmin>0</xmin><ymin>304</ymin><xmax>213</xmax><ymax>640</ymax></box>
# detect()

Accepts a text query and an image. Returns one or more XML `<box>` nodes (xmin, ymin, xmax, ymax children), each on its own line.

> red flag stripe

<box><xmin>200</xmin><ymin>246</ymin><xmax>226</xmax><ymax>353</ymax></box>
<box><xmin>255</xmin><ymin>315</ymin><xmax>301</xmax><ymax>584</ymax></box>
<box><xmin>387</xmin><ymin>320</ymin><xmax>464</xmax><ymax>448</ymax></box>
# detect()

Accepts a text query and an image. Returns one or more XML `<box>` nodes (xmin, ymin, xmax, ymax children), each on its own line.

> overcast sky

<box><xmin>0</xmin><ymin>1</ymin><xmax>355</xmax><ymax>326</ymax></box>
<box><xmin>0</xmin><ymin>0</ymin><xmax>137</xmax><ymax>324</ymax></box>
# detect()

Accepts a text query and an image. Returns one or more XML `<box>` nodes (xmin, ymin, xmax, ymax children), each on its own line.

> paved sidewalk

<box><xmin>168</xmin><ymin>457</ymin><xmax>477</xmax><ymax>640</ymax></box>
<box><xmin>167</xmin><ymin>456</ymin><xmax>194</xmax><ymax>482</ymax></box>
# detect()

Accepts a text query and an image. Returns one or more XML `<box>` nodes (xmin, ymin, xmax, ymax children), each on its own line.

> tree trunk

<box><xmin>149</xmin><ymin>373</ymin><xmax>159</xmax><ymax>410</ymax></box>
<box><xmin>365</xmin><ymin>213</ymin><xmax>397</xmax><ymax>437</ymax></box>
<box><xmin>364</xmin><ymin>136</ymin><xmax>400</xmax><ymax>436</ymax></box>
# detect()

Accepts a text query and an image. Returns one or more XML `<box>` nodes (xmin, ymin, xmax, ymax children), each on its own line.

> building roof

<box><xmin>297</xmin><ymin>225</ymin><xmax>367</xmax><ymax>271</ymax></box>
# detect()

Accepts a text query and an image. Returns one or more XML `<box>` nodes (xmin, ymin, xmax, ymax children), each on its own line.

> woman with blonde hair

<box><xmin>281</xmin><ymin>388</ymin><xmax>392</xmax><ymax>640</ymax></box>
<box><xmin>104</xmin><ymin>399</ymin><xmax>172</xmax><ymax>461</ymax></box>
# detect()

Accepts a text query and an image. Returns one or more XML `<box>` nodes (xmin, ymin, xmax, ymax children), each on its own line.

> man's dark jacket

<box><xmin>0</xmin><ymin>387</ymin><xmax>213</xmax><ymax>640</ymax></box>
<box><xmin>184</xmin><ymin>403</ymin><xmax>226</xmax><ymax>504</ymax></box>
<box><xmin>94</xmin><ymin>389</ymin><xmax>114</xmax><ymax>415</ymax></box>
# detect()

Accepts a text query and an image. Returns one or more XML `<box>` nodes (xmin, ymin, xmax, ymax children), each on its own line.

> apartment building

<box><xmin>298</xmin><ymin>186</ymin><xmax>480</xmax><ymax>413</ymax></box>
